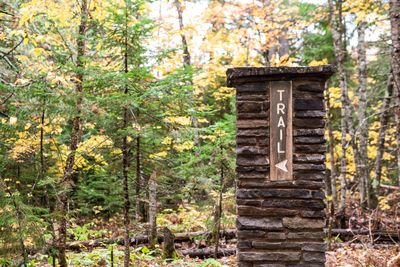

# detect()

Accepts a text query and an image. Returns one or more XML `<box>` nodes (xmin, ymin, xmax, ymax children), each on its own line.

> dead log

<box><xmin>65</xmin><ymin>228</ymin><xmax>399</xmax><ymax>252</ymax></box>
<box><xmin>66</xmin><ymin>229</ymin><xmax>236</xmax><ymax>251</ymax></box>
<box><xmin>180</xmin><ymin>247</ymin><xmax>236</xmax><ymax>259</ymax></box>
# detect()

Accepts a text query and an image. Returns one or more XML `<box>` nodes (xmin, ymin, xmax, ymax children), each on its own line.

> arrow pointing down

<box><xmin>275</xmin><ymin>159</ymin><xmax>288</xmax><ymax>172</ymax></box>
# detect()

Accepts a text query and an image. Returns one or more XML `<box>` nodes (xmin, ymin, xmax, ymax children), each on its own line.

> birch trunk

<box><xmin>373</xmin><ymin>73</ymin><xmax>393</xmax><ymax>190</ymax></box>
<box><xmin>56</xmin><ymin>1</ymin><xmax>87</xmax><ymax>265</ymax></box>
<box><xmin>325</xmin><ymin>83</ymin><xmax>337</xmax><ymax>205</ymax></box>
<box><xmin>356</xmin><ymin>22</ymin><xmax>369</xmax><ymax>207</ymax></box>
<box><xmin>328</xmin><ymin>0</ymin><xmax>348</xmax><ymax>217</ymax></box>
<box><xmin>148</xmin><ymin>171</ymin><xmax>157</xmax><ymax>248</ymax></box>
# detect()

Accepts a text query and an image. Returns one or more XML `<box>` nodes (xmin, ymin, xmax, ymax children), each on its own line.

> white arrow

<box><xmin>275</xmin><ymin>159</ymin><xmax>288</xmax><ymax>172</ymax></box>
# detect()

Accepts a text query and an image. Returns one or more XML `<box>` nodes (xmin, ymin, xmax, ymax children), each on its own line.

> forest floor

<box><xmin>29</xmin><ymin>243</ymin><xmax>400</xmax><ymax>266</ymax></box>
<box><xmin>21</xmin><ymin>196</ymin><xmax>400</xmax><ymax>266</ymax></box>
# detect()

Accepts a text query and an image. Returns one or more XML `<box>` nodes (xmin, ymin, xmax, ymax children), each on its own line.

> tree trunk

<box><xmin>395</xmin><ymin>95</ymin><xmax>400</xmax><ymax>186</ymax></box>
<box><xmin>390</xmin><ymin>0</ymin><xmax>400</xmax><ymax>184</ymax></box>
<box><xmin>174</xmin><ymin>0</ymin><xmax>191</xmax><ymax>67</ymax></box>
<box><xmin>173</xmin><ymin>0</ymin><xmax>200</xmax><ymax>154</ymax></box>
<box><xmin>213</xmin><ymin>162</ymin><xmax>224</xmax><ymax>258</ymax></box>
<box><xmin>56</xmin><ymin>1</ymin><xmax>88</xmax><ymax>265</ymax></box>
<box><xmin>328</xmin><ymin>0</ymin><xmax>348</xmax><ymax>221</ymax></box>
<box><xmin>373</xmin><ymin>73</ymin><xmax>394</xmax><ymax>190</ymax></box>
<box><xmin>122</xmin><ymin>3</ymin><xmax>131</xmax><ymax>265</ymax></box>
<box><xmin>356</xmin><ymin>21</ymin><xmax>369</xmax><ymax>208</ymax></box>
<box><xmin>148</xmin><ymin>171</ymin><xmax>157</xmax><ymax>248</ymax></box>
<box><xmin>135</xmin><ymin>135</ymin><xmax>143</xmax><ymax>222</ymax></box>
<box><xmin>40</xmin><ymin>105</ymin><xmax>57</xmax><ymax>265</ymax></box>
<box><xmin>325</xmin><ymin>82</ymin><xmax>337</xmax><ymax>206</ymax></box>
<box><xmin>390</xmin><ymin>0</ymin><xmax>400</xmax><ymax>98</ymax></box>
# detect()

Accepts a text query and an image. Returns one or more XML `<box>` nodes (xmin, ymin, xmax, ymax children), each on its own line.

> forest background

<box><xmin>1</xmin><ymin>0</ymin><xmax>400</xmax><ymax>266</ymax></box>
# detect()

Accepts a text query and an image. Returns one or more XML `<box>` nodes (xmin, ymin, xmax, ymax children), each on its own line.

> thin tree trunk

<box><xmin>174</xmin><ymin>0</ymin><xmax>190</xmax><ymax>67</ymax></box>
<box><xmin>213</xmin><ymin>161</ymin><xmax>224</xmax><ymax>258</ymax></box>
<box><xmin>135</xmin><ymin>135</ymin><xmax>143</xmax><ymax>222</ymax></box>
<box><xmin>395</xmin><ymin>95</ymin><xmax>400</xmax><ymax>186</ymax></box>
<box><xmin>390</xmin><ymin>0</ymin><xmax>400</xmax><ymax>184</ymax></box>
<box><xmin>39</xmin><ymin>105</ymin><xmax>56</xmax><ymax>266</ymax></box>
<box><xmin>328</xmin><ymin>0</ymin><xmax>348</xmax><ymax>222</ymax></box>
<box><xmin>357</xmin><ymin>22</ymin><xmax>369</xmax><ymax>208</ymax></box>
<box><xmin>122</xmin><ymin>2</ymin><xmax>131</xmax><ymax>265</ymax></box>
<box><xmin>148</xmin><ymin>170</ymin><xmax>157</xmax><ymax>248</ymax></box>
<box><xmin>325</xmin><ymin>82</ymin><xmax>337</xmax><ymax>205</ymax></box>
<box><xmin>373</xmin><ymin>73</ymin><xmax>394</xmax><ymax>190</ymax></box>
<box><xmin>56</xmin><ymin>1</ymin><xmax>88</xmax><ymax>265</ymax></box>
<box><xmin>173</xmin><ymin>0</ymin><xmax>200</xmax><ymax>153</ymax></box>
<box><xmin>390</xmin><ymin>0</ymin><xmax>400</xmax><ymax>98</ymax></box>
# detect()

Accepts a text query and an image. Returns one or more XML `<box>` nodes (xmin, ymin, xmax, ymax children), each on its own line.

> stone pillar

<box><xmin>227</xmin><ymin>66</ymin><xmax>334</xmax><ymax>267</ymax></box>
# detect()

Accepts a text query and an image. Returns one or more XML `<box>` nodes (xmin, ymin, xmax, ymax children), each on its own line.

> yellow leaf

<box><xmin>33</xmin><ymin>47</ymin><xmax>44</xmax><ymax>57</ymax></box>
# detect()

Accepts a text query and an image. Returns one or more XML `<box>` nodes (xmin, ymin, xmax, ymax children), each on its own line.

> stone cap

<box><xmin>226</xmin><ymin>65</ymin><xmax>334</xmax><ymax>87</ymax></box>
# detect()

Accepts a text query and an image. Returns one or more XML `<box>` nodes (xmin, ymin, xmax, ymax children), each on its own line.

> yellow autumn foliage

<box><xmin>163</xmin><ymin>116</ymin><xmax>191</xmax><ymax>126</ymax></box>
<box><xmin>308</xmin><ymin>58</ymin><xmax>328</xmax><ymax>66</ymax></box>
<box><xmin>173</xmin><ymin>141</ymin><xmax>194</xmax><ymax>152</ymax></box>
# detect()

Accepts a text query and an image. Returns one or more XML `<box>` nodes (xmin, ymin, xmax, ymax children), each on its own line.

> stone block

<box><xmin>295</xmin><ymin>110</ymin><xmax>325</xmax><ymax>118</ymax></box>
<box><xmin>293</xmin><ymin>118</ymin><xmax>325</xmax><ymax>128</ymax></box>
<box><xmin>237</xmin><ymin>146</ymin><xmax>268</xmax><ymax>156</ymax></box>
<box><xmin>262</xmin><ymin>199</ymin><xmax>324</xmax><ymax>210</ymax></box>
<box><xmin>237</xmin><ymin>120</ymin><xmax>269</xmax><ymax>129</ymax></box>
<box><xmin>237</xmin><ymin>172</ymin><xmax>269</xmax><ymax>180</ymax></box>
<box><xmin>293</xmin><ymin>164</ymin><xmax>325</xmax><ymax>171</ymax></box>
<box><xmin>283</xmin><ymin>216</ymin><xmax>325</xmax><ymax>229</ymax></box>
<box><xmin>303</xmin><ymin>243</ymin><xmax>326</xmax><ymax>252</ymax></box>
<box><xmin>238</xmin><ymin>251</ymin><xmax>301</xmax><ymax>262</ymax></box>
<box><xmin>236</xmin><ymin>82</ymin><xmax>267</xmax><ymax>92</ymax></box>
<box><xmin>294</xmin><ymin>136</ymin><xmax>325</xmax><ymax>144</ymax></box>
<box><xmin>237</xmin><ymin>206</ymin><xmax>298</xmax><ymax>217</ymax></box>
<box><xmin>236</xmin><ymin>189</ymin><xmax>315</xmax><ymax>199</ymax></box>
<box><xmin>293</xmin><ymin>154</ymin><xmax>325</xmax><ymax>163</ymax></box>
<box><xmin>237</xmin><ymin>137</ymin><xmax>268</xmax><ymax>146</ymax></box>
<box><xmin>237</xmin><ymin>101</ymin><xmax>269</xmax><ymax>113</ymax></box>
<box><xmin>237</xmin><ymin>128</ymin><xmax>269</xmax><ymax>137</ymax></box>
<box><xmin>294</xmin><ymin>99</ymin><xmax>324</xmax><ymax>110</ymax></box>
<box><xmin>287</xmin><ymin>231</ymin><xmax>325</xmax><ymax>240</ymax></box>
<box><xmin>293</xmin><ymin>128</ymin><xmax>324</xmax><ymax>136</ymax></box>
<box><xmin>303</xmin><ymin>252</ymin><xmax>326</xmax><ymax>263</ymax></box>
<box><xmin>237</xmin><ymin>216</ymin><xmax>283</xmax><ymax>230</ymax></box>
<box><xmin>237</xmin><ymin>155</ymin><xmax>269</xmax><ymax>166</ymax></box>
<box><xmin>294</xmin><ymin>144</ymin><xmax>326</xmax><ymax>153</ymax></box>
<box><xmin>267</xmin><ymin>232</ymin><xmax>286</xmax><ymax>240</ymax></box>
<box><xmin>237</xmin><ymin>230</ymin><xmax>267</xmax><ymax>239</ymax></box>
<box><xmin>293</xmin><ymin>172</ymin><xmax>325</xmax><ymax>181</ymax></box>
<box><xmin>295</xmin><ymin>82</ymin><xmax>322</xmax><ymax>92</ymax></box>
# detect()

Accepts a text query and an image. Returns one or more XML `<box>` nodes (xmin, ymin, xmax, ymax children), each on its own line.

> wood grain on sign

<box><xmin>270</xmin><ymin>81</ymin><xmax>293</xmax><ymax>181</ymax></box>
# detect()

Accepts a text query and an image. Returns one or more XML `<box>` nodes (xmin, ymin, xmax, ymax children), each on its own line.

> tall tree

<box><xmin>122</xmin><ymin>0</ymin><xmax>131</xmax><ymax>264</ymax></box>
<box><xmin>356</xmin><ymin>21</ymin><xmax>369</xmax><ymax>207</ymax></box>
<box><xmin>56</xmin><ymin>0</ymin><xmax>88</xmax><ymax>265</ymax></box>
<box><xmin>389</xmin><ymin>0</ymin><xmax>400</xmax><ymax>183</ymax></box>
<box><xmin>328</xmin><ymin>0</ymin><xmax>349</xmax><ymax>219</ymax></box>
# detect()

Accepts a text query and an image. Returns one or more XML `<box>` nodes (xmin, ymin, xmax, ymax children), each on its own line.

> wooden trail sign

<box><xmin>270</xmin><ymin>81</ymin><xmax>292</xmax><ymax>181</ymax></box>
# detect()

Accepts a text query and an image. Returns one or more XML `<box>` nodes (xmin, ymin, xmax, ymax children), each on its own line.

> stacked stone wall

<box><xmin>234</xmin><ymin>77</ymin><xmax>328</xmax><ymax>267</ymax></box>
